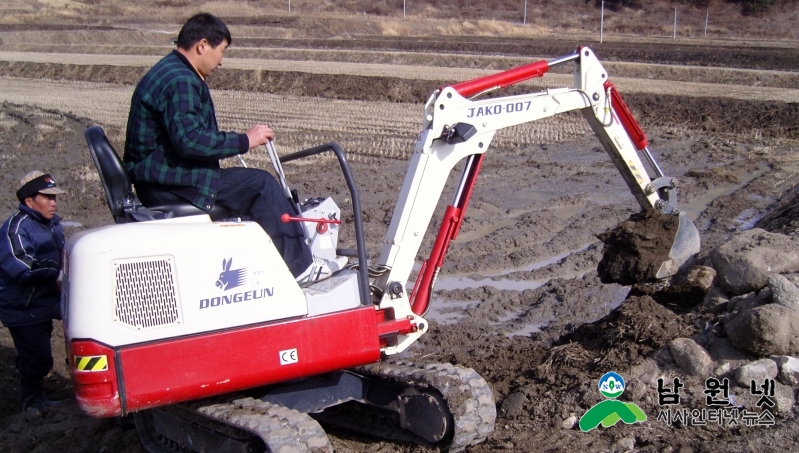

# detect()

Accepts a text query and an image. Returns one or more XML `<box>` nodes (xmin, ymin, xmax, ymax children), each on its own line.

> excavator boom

<box><xmin>374</xmin><ymin>47</ymin><xmax>700</xmax><ymax>350</ymax></box>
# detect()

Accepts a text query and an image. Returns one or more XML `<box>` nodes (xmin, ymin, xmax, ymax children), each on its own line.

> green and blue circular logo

<box><xmin>598</xmin><ymin>371</ymin><xmax>625</xmax><ymax>399</ymax></box>
<box><xmin>579</xmin><ymin>371</ymin><xmax>646</xmax><ymax>432</ymax></box>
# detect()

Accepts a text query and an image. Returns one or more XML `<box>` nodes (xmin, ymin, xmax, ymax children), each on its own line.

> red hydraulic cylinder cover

<box><xmin>604</xmin><ymin>80</ymin><xmax>648</xmax><ymax>151</ymax></box>
<box><xmin>449</xmin><ymin>59</ymin><xmax>550</xmax><ymax>98</ymax></box>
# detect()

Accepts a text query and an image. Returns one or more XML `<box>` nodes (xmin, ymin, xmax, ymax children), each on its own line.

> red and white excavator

<box><xmin>64</xmin><ymin>47</ymin><xmax>699</xmax><ymax>452</ymax></box>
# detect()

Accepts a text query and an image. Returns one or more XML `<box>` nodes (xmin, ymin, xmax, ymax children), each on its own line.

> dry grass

<box><xmin>538</xmin><ymin>342</ymin><xmax>592</xmax><ymax>374</ymax></box>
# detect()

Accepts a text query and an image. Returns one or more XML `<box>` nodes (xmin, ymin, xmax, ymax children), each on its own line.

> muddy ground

<box><xmin>1</xmin><ymin>27</ymin><xmax>799</xmax><ymax>453</ymax></box>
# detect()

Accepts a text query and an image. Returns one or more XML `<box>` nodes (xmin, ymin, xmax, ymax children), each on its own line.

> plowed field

<box><xmin>1</xmin><ymin>16</ymin><xmax>799</xmax><ymax>453</ymax></box>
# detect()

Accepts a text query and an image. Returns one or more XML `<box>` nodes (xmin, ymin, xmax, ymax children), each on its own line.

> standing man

<box><xmin>0</xmin><ymin>171</ymin><xmax>66</xmax><ymax>417</ymax></box>
<box><xmin>124</xmin><ymin>12</ymin><xmax>343</xmax><ymax>282</ymax></box>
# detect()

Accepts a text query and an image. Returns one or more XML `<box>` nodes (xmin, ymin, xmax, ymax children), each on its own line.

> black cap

<box><xmin>16</xmin><ymin>171</ymin><xmax>66</xmax><ymax>202</ymax></box>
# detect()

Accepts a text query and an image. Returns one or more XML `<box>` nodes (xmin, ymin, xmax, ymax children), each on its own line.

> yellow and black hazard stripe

<box><xmin>74</xmin><ymin>355</ymin><xmax>108</xmax><ymax>372</ymax></box>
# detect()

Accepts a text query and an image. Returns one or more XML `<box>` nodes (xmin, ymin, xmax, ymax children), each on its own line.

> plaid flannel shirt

<box><xmin>124</xmin><ymin>50</ymin><xmax>248</xmax><ymax>210</ymax></box>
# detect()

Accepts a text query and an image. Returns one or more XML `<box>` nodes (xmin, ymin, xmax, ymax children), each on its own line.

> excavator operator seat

<box><xmin>84</xmin><ymin>126</ymin><xmax>228</xmax><ymax>223</ymax></box>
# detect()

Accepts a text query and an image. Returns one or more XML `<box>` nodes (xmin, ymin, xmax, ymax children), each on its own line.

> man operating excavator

<box><xmin>123</xmin><ymin>12</ymin><xmax>345</xmax><ymax>283</ymax></box>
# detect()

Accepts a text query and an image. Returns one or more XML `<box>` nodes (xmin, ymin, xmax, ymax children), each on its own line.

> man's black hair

<box><xmin>176</xmin><ymin>13</ymin><xmax>232</xmax><ymax>49</ymax></box>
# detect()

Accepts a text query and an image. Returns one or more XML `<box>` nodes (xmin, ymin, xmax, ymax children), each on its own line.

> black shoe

<box><xmin>22</xmin><ymin>397</ymin><xmax>45</xmax><ymax>421</ymax></box>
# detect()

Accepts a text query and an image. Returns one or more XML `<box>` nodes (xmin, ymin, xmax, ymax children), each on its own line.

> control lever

<box><xmin>281</xmin><ymin>213</ymin><xmax>341</xmax><ymax>234</ymax></box>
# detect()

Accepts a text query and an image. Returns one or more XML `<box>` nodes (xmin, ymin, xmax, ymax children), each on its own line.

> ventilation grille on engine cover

<box><xmin>113</xmin><ymin>256</ymin><xmax>182</xmax><ymax>330</ymax></box>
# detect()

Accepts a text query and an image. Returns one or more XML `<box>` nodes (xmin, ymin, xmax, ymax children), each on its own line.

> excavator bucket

<box><xmin>657</xmin><ymin>212</ymin><xmax>701</xmax><ymax>279</ymax></box>
<box><xmin>596</xmin><ymin>210</ymin><xmax>701</xmax><ymax>286</ymax></box>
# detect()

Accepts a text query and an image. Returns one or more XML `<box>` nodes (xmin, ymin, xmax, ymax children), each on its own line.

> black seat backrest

<box><xmin>85</xmin><ymin>126</ymin><xmax>139</xmax><ymax>223</ymax></box>
<box><xmin>85</xmin><ymin>126</ymin><xmax>230</xmax><ymax>223</ymax></box>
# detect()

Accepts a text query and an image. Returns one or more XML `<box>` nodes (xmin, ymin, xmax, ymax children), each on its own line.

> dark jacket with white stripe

<box><xmin>0</xmin><ymin>204</ymin><xmax>64</xmax><ymax>326</ymax></box>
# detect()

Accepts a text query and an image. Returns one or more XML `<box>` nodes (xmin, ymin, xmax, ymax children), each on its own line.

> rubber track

<box><xmin>354</xmin><ymin>361</ymin><xmax>496</xmax><ymax>452</ymax></box>
<box><xmin>190</xmin><ymin>396</ymin><xmax>333</xmax><ymax>453</ymax></box>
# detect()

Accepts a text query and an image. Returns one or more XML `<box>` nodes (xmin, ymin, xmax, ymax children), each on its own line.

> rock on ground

<box><xmin>703</xmin><ymin>286</ymin><xmax>730</xmax><ymax>314</ymax></box>
<box><xmin>500</xmin><ymin>391</ymin><xmax>526</xmax><ymax>418</ymax></box>
<box><xmin>727</xmin><ymin>289</ymin><xmax>771</xmax><ymax>316</ymax></box>
<box><xmin>768</xmin><ymin>274</ymin><xmax>799</xmax><ymax>311</ymax></box>
<box><xmin>735</xmin><ymin>358</ymin><xmax>779</xmax><ymax>387</ymax></box>
<box><xmin>776</xmin><ymin>355</ymin><xmax>799</xmax><ymax>386</ymax></box>
<box><xmin>773</xmin><ymin>381</ymin><xmax>797</xmax><ymax>413</ymax></box>
<box><xmin>631</xmin><ymin>265</ymin><xmax>717</xmax><ymax>310</ymax></box>
<box><xmin>710</xmin><ymin>229</ymin><xmax>799</xmax><ymax>295</ymax></box>
<box><xmin>726</xmin><ymin>304</ymin><xmax>799</xmax><ymax>356</ymax></box>
<box><xmin>669</xmin><ymin>338</ymin><xmax>714</xmax><ymax>376</ymax></box>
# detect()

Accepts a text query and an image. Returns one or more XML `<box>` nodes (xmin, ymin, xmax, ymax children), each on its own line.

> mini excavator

<box><xmin>64</xmin><ymin>47</ymin><xmax>699</xmax><ymax>452</ymax></box>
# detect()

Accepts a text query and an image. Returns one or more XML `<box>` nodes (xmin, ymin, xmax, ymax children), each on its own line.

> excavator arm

<box><xmin>374</xmin><ymin>47</ymin><xmax>700</xmax><ymax>355</ymax></box>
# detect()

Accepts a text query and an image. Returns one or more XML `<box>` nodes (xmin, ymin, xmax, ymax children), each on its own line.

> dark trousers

<box><xmin>137</xmin><ymin>168</ymin><xmax>313</xmax><ymax>276</ymax></box>
<box><xmin>8</xmin><ymin>320</ymin><xmax>53</xmax><ymax>407</ymax></box>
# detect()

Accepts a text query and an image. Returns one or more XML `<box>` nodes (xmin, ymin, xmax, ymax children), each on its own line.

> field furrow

<box><xmin>3</xmin><ymin>43</ymin><xmax>799</xmax><ymax>89</ymax></box>
<box><xmin>1</xmin><ymin>51</ymin><xmax>798</xmax><ymax>102</ymax></box>
<box><xmin>0</xmin><ymin>77</ymin><xmax>589</xmax><ymax>162</ymax></box>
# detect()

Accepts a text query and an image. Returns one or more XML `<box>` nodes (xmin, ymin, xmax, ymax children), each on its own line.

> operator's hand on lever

<box><xmin>246</xmin><ymin>124</ymin><xmax>275</xmax><ymax>149</ymax></box>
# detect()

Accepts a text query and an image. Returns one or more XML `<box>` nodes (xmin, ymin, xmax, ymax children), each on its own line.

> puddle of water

<box><xmin>431</xmin><ymin>243</ymin><xmax>593</xmax><ymax>292</ymax></box>
<box><xmin>552</xmin><ymin>203</ymin><xmax>584</xmax><ymax>220</ymax></box>
<box><xmin>587</xmin><ymin>189</ymin><xmax>635</xmax><ymax>206</ymax></box>
<box><xmin>680</xmin><ymin>170</ymin><xmax>764</xmax><ymax>223</ymax></box>
<box><xmin>518</xmin><ymin>245</ymin><xmax>592</xmax><ymax>272</ymax></box>
<box><xmin>499</xmin><ymin>190</ymin><xmax>568</xmax><ymax>209</ymax></box>
<box><xmin>496</xmin><ymin>309</ymin><xmax>522</xmax><ymax>323</ymax></box>
<box><xmin>733</xmin><ymin>208</ymin><xmax>763</xmax><ymax>230</ymax></box>
<box><xmin>501</xmin><ymin>284</ymin><xmax>628</xmax><ymax>338</ymax></box>
<box><xmin>61</xmin><ymin>220</ymin><xmax>83</xmax><ymax>228</ymax></box>
<box><xmin>433</xmin><ymin>276</ymin><xmax>547</xmax><ymax>292</ymax></box>
<box><xmin>505</xmin><ymin>321</ymin><xmax>548</xmax><ymax>338</ymax></box>
<box><xmin>454</xmin><ymin>219</ymin><xmax>514</xmax><ymax>243</ymax></box>
<box><xmin>423</xmin><ymin>299</ymin><xmax>478</xmax><ymax>325</ymax></box>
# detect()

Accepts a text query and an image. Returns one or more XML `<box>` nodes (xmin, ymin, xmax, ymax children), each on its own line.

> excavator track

<box><xmin>349</xmin><ymin>360</ymin><xmax>496</xmax><ymax>452</ymax></box>
<box><xmin>135</xmin><ymin>396</ymin><xmax>332</xmax><ymax>453</ymax></box>
<box><xmin>134</xmin><ymin>363</ymin><xmax>493</xmax><ymax>453</ymax></box>
<box><xmin>194</xmin><ymin>397</ymin><xmax>333</xmax><ymax>453</ymax></box>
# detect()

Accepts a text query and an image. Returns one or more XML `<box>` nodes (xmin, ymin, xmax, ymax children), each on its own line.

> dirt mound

<box><xmin>602</xmin><ymin>295</ymin><xmax>692</xmax><ymax>348</ymax></box>
<box><xmin>537</xmin><ymin>295</ymin><xmax>692</xmax><ymax>386</ymax></box>
<box><xmin>596</xmin><ymin>209</ymin><xmax>681</xmax><ymax>285</ymax></box>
